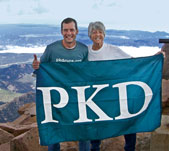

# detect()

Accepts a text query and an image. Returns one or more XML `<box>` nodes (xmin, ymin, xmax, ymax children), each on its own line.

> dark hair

<box><xmin>61</xmin><ymin>17</ymin><xmax>78</xmax><ymax>30</ymax></box>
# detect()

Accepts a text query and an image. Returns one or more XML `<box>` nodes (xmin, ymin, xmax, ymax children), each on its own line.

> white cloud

<box><xmin>0</xmin><ymin>45</ymin><xmax>45</xmax><ymax>53</ymax></box>
<box><xmin>92</xmin><ymin>0</ymin><xmax>117</xmax><ymax>9</ymax></box>
<box><xmin>0</xmin><ymin>45</ymin><xmax>160</xmax><ymax>58</ymax></box>
<box><xmin>32</xmin><ymin>4</ymin><xmax>48</xmax><ymax>14</ymax></box>
<box><xmin>120</xmin><ymin>46</ymin><xmax>160</xmax><ymax>57</ymax></box>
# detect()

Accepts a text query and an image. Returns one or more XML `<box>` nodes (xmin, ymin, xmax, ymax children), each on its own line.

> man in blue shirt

<box><xmin>32</xmin><ymin>17</ymin><xmax>89</xmax><ymax>151</ymax></box>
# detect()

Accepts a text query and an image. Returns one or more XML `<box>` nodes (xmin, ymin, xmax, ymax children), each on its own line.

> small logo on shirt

<box><xmin>56</xmin><ymin>58</ymin><xmax>82</xmax><ymax>62</ymax></box>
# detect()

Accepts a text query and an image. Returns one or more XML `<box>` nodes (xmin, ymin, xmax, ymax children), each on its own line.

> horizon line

<box><xmin>0</xmin><ymin>23</ymin><xmax>168</xmax><ymax>33</ymax></box>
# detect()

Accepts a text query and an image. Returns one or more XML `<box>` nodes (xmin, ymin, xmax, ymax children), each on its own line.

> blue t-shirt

<box><xmin>40</xmin><ymin>40</ymin><xmax>88</xmax><ymax>63</ymax></box>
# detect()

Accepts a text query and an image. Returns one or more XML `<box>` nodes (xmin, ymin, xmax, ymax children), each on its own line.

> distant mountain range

<box><xmin>0</xmin><ymin>64</ymin><xmax>35</xmax><ymax>93</ymax></box>
<box><xmin>0</xmin><ymin>92</ymin><xmax>35</xmax><ymax>122</ymax></box>
<box><xmin>0</xmin><ymin>62</ymin><xmax>35</xmax><ymax>123</ymax></box>
<box><xmin>0</xmin><ymin>62</ymin><xmax>35</xmax><ymax>122</ymax></box>
<box><xmin>0</xmin><ymin>63</ymin><xmax>35</xmax><ymax>104</ymax></box>
<box><xmin>0</xmin><ymin>24</ymin><xmax>169</xmax><ymax>50</ymax></box>
<box><xmin>0</xmin><ymin>53</ymin><xmax>41</xmax><ymax>66</ymax></box>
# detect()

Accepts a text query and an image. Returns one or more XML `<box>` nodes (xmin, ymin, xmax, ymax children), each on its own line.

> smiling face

<box><xmin>61</xmin><ymin>22</ymin><xmax>78</xmax><ymax>48</ymax></box>
<box><xmin>90</xmin><ymin>29</ymin><xmax>104</xmax><ymax>49</ymax></box>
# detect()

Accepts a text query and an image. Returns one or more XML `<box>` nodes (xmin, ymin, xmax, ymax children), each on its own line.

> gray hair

<box><xmin>88</xmin><ymin>21</ymin><xmax>106</xmax><ymax>37</ymax></box>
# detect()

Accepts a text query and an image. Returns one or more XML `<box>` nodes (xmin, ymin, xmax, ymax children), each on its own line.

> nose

<box><xmin>67</xmin><ymin>30</ymin><xmax>72</xmax><ymax>35</ymax></box>
<box><xmin>96</xmin><ymin>31</ymin><xmax>101</xmax><ymax>36</ymax></box>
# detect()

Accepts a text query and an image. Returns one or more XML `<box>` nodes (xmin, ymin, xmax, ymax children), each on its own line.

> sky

<box><xmin>0</xmin><ymin>0</ymin><xmax>169</xmax><ymax>33</ymax></box>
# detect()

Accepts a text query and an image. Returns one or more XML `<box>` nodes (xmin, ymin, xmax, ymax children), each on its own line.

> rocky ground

<box><xmin>0</xmin><ymin>101</ymin><xmax>168</xmax><ymax>151</ymax></box>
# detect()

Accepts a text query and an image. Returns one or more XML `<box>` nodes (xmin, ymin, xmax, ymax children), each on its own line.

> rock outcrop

<box><xmin>162</xmin><ymin>79</ymin><xmax>169</xmax><ymax>108</ymax></box>
<box><xmin>150</xmin><ymin>115</ymin><xmax>169</xmax><ymax>151</ymax></box>
<box><xmin>161</xmin><ymin>43</ymin><xmax>169</xmax><ymax>108</ymax></box>
<box><xmin>162</xmin><ymin>43</ymin><xmax>169</xmax><ymax>80</ymax></box>
<box><xmin>0</xmin><ymin>102</ymin><xmax>153</xmax><ymax>151</ymax></box>
<box><xmin>0</xmin><ymin>102</ymin><xmax>47</xmax><ymax>151</ymax></box>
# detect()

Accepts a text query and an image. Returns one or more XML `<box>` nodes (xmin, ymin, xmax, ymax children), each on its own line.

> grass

<box><xmin>0</xmin><ymin>89</ymin><xmax>23</xmax><ymax>103</ymax></box>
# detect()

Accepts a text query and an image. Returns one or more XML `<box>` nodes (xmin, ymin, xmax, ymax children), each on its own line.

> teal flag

<box><xmin>36</xmin><ymin>54</ymin><xmax>163</xmax><ymax>145</ymax></box>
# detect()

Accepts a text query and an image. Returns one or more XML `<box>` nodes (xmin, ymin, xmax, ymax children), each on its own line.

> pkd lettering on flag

<box><xmin>36</xmin><ymin>54</ymin><xmax>163</xmax><ymax>145</ymax></box>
